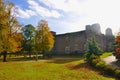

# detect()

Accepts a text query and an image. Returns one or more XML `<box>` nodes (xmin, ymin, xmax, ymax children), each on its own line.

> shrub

<box><xmin>115</xmin><ymin>69</ymin><xmax>120</xmax><ymax>78</ymax></box>
<box><xmin>93</xmin><ymin>59</ymin><xmax>116</xmax><ymax>76</ymax></box>
<box><xmin>92</xmin><ymin>58</ymin><xmax>101</xmax><ymax>67</ymax></box>
<box><xmin>95</xmin><ymin>60</ymin><xmax>106</xmax><ymax>70</ymax></box>
<box><xmin>103</xmin><ymin>64</ymin><xmax>116</xmax><ymax>76</ymax></box>
<box><xmin>86</xmin><ymin>56</ymin><xmax>118</xmax><ymax>77</ymax></box>
<box><xmin>86</xmin><ymin>54</ymin><xmax>99</xmax><ymax>66</ymax></box>
<box><xmin>85</xmin><ymin>52</ymin><xmax>120</xmax><ymax>78</ymax></box>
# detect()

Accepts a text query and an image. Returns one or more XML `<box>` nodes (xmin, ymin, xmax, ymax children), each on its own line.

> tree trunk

<box><xmin>0</xmin><ymin>53</ymin><xmax>1</xmax><ymax>57</ymax></box>
<box><xmin>3</xmin><ymin>51</ymin><xmax>7</xmax><ymax>62</ymax></box>
<box><xmin>36</xmin><ymin>52</ymin><xmax>38</xmax><ymax>61</ymax></box>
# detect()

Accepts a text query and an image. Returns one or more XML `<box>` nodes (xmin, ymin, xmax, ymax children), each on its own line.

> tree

<box><xmin>22</xmin><ymin>24</ymin><xmax>35</xmax><ymax>57</ymax></box>
<box><xmin>85</xmin><ymin>37</ymin><xmax>102</xmax><ymax>62</ymax></box>
<box><xmin>35</xmin><ymin>20</ymin><xmax>54</xmax><ymax>58</ymax></box>
<box><xmin>114</xmin><ymin>32</ymin><xmax>120</xmax><ymax>60</ymax></box>
<box><xmin>0</xmin><ymin>0</ymin><xmax>23</xmax><ymax>62</ymax></box>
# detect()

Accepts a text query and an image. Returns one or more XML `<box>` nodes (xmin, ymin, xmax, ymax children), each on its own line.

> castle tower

<box><xmin>85</xmin><ymin>23</ymin><xmax>101</xmax><ymax>36</ymax></box>
<box><xmin>105</xmin><ymin>28</ymin><xmax>113</xmax><ymax>36</ymax></box>
<box><xmin>86</xmin><ymin>25</ymin><xmax>91</xmax><ymax>32</ymax></box>
<box><xmin>91</xmin><ymin>23</ymin><xmax>101</xmax><ymax>34</ymax></box>
<box><xmin>105</xmin><ymin>28</ymin><xmax>114</xmax><ymax>51</ymax></box>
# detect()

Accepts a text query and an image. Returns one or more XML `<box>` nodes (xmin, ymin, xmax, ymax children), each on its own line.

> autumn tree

<box><xmin>35</xmin><ymin>20</ymin><xmax>54</xmax><ymax>58</ymax></box>
<box><xmin>22</xmin><ymin>24</ymin><xmax>35</xmax><ymax>57</ymax></box>
<box><xmin>0</xmin><ymin>0</ymin><xmax>23</xmax><ymax>62</ymax></box>
<box><xmin>114</xmin><ymin>32</ymin><xmax>120</xmax><ymax>60</ymax></box>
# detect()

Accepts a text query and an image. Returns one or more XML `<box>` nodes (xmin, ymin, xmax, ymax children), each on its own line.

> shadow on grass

<box><xmin>0</xmin><ymin>56</ymin><xmax>82</xmax><ymax>63</ymax></box>
<box><xmin>0</xmin><ymin>56</ymin><xmax>43</xmax><ymax>62</ymax></box>
<box><xmin>8</xmin><ymin>57</ymin><xmax>36</xmax><ymax>62</ymax></box>
<box><xmin>66</xmin><ymin>62</ymin><xmax>96</xmax><ymax>71</ymax></box>
<box><xmin>109</xmin><ymin>61</ymin><xmax>120</xmax><ymax>68</ymax></box>
<box><xmin>46</xmin><ymin>58</ymin><xmax>81</xmax><ymax>64</ymax></box>
<box><xmin>66</xmin><ymin>62</ymin><xmax>116</xmax><ymax>79</ymax></box>
<box><xmin>51</xmin><ymin>53</ymin><xmax>84</xmax><ymax>58</ymax></box>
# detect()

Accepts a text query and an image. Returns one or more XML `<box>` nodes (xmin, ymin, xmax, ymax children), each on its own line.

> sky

<box><xmin>11</xmin><ymin>0</ymin><xmax>120</xmax><ymax>35</ymax></box>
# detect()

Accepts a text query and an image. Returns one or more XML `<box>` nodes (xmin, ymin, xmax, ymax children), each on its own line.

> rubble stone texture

<box><xmin>52</xmin><ymin>23</ymin><xmax>115</xmax><ymax>54</ymax></box>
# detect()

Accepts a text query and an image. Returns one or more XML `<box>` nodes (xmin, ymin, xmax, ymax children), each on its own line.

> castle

<box><xmin>51</xmin><ymin>23</ymin><xmax>115</xmax><ymax>54</ymax></box>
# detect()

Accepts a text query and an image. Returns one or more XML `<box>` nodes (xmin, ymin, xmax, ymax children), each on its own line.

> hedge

<box><xmin>86</xmin><ymin>57</ymin><xmax>120</xmax><ymax>78</ymax></box>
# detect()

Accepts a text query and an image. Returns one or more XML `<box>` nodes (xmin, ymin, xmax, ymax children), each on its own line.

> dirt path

<box><xmin>102</xmin><ymin>55</ymin><xmax>119</xmax><ymax>68</ymax></box>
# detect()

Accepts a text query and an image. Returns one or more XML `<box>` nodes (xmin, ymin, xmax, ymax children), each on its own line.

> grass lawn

<box><xmin>100</xmin><ymin>52</ymin><xmax>113</xmax><ymax>58</ymax></box>
<box><xmin>0</xmin><ymin>57</ymin><xmax>115</xmax><ymax>80</ymax></box>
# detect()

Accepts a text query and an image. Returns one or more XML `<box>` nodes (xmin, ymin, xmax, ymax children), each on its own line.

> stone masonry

<box><xmin>52</xmin><ymin>23</ymin><xmax>115</xmax><ymax>54</ymax></box>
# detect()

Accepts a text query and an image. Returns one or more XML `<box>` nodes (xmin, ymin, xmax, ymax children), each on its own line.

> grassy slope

<box><xmin>0</xmin><ymin>58</ymin><xmax>115</xmax><ymax>80</ymax></box>
<box><xmin>100</xmin><ymin>52</ymin><xmax>113</xmax><ymax>58</ymax></box>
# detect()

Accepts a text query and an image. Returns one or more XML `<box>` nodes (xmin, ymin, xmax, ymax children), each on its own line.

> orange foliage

<box><xmin>115</xmin><ymin>35</ymin><xmax>120</xmax><ymax>57</ymax></box>
<box><xmin>116</xmin><ymin>47</ymin><xmax>120</xmax><ymax>56</ymax></box>
<box><xmin>11</xmin><ymin>33</ymin><xmax>24</xmax><ymax>52</ymax></box>
<box><xmin>116</xmin><ymin>36</ymin><xmax>120</xmax><ymax>43</ymax></box>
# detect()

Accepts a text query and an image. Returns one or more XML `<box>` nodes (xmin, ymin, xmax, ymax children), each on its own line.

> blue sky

<box><xmin>11</xmin><ymin>0</ymin><xmax>120</xmax><ymax>34</ymax></box>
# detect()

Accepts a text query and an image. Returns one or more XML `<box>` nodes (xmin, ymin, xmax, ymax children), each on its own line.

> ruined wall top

<box><xmin>105</xmin><ymin>28</ymin><xmax>113</xmax><ymax>36</ymax></box>
<box><xmin>86</xmin><ymin>23</ymin><xmax>101</xmax><ymax>35</ymax></box>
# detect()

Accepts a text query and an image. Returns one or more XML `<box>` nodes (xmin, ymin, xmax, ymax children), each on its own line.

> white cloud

<box><xmin>39</xmin><ymin>0</ymin><xmax>120</xmax><ymax>34</ymax></box>
<box><xmin>16</xmin><ymin>0</ymin><xmax>62</xmax><ymax>19</ymax></box>
<box><xmin>15</xmin><ymin>0</ymin><xmax>120</xmax><ymax>34</ymax></box>
<box><xmin>39</xmin><ymin>0</ymin><xmax>85</xmax><ymax>13</ymax></box>
<box><xmin>16</xmin><ymin>6</ymin><xmax>36</xmax><ymax>19</ymax></box>
<box><xmin>27</xmin><ymin>0</ymin><xmax>61</xmax><ymax>18</ymax></box>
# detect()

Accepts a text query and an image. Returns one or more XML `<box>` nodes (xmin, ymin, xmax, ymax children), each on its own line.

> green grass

<box><xmin>100</xmin><ymin>52</ymin><xmax>113</xmax><ymax>58</ymax></box>
<box><xmin>0</xmin><ymin>57</ymin><xmax>115</xmax><ymax>80</ymax></box>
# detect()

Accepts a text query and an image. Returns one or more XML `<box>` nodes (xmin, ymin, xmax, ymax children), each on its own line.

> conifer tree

<box><xmin>86</xmin><ymin>37</ymin><xmax>102</xmax><ymax>63</ymax></box>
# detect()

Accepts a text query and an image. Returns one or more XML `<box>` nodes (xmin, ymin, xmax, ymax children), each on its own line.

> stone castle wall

<box><xmin>52</xmin><ymin>23</ymin><xmax>115</xmax><ymax>54</ymax></box>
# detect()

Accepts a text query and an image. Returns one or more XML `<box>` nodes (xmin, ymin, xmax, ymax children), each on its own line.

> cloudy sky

<box><xmin>11</xmin><ymin>0</ymin><xmax>120</xmax><ymax>34</ymax></box>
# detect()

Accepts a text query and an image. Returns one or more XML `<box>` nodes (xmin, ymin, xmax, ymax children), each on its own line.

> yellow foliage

<box><xmin>35</xmin><ymin>20</ymin><xmax>54</xmax><ymax>52</ymax></box>
<box><xmin>8</xmin><ymin>33</ymin><xmax>24</xmax><ymax>53</ymax></box>
<box><xmin>0</xmin><ymin>0</ymin><xmax>23</xmax><ymax>53</ymax></box>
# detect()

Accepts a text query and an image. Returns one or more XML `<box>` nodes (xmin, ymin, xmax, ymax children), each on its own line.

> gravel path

<box><xmin>102</xmin><ymin>55</ymin><xmax>119</xmax><ymax>68</ymax></box>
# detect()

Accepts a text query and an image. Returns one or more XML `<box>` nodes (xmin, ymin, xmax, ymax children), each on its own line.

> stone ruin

<box><xmin>51</xmin><ymin>23</ymin><xmax>115</xmax><ymax>54</ymax></box>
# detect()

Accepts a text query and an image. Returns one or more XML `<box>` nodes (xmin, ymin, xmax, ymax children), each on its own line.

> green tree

<box><xmin>0</xmin><ymin>0</ymin><xmax>23</xmax><ymax>62</ymax></box>
<box><xmin>22</xmin><ymin>24</ymin><xmax>35</xmax><ymax>57</ymax></box>
<box><xmin>85</xmin><ymin>37</ymin><xmax>102</xmax><ymax>63</ymax></box>
<box><xmin>35</xmin><ymin>20</ymin><xmax>54</xmax><ymax>58</ymax></box>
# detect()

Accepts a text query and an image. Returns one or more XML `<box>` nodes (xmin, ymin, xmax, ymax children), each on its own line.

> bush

<box><xmin>115</xmin><ymin>69</ymin><xmax>120</xmax><ymax>78</ymax></box>
<box><xmin>95</xmin><ymin>60</ymin><xmax>106</xmax><ymax>70</ymax></box>
<box><xmin>86</xmin><ymin>54</ymin><xmax>99</xmax><ymax>66</ymax></box>
<box><xmin>85</xmin><ymin>50</ymin><xmax>119</xmax><ymax>78</ymax></box>
<box><xmin>103</xmin><ymin>65</ymin><xmax>116</xmax><ymax>76</ymax></box>
<box><xmin>92</xmin><ymin>58</ymin><xmax>101</xmax><ymax>67</ymax></box>
<box><xmin>87</xmin><ymin>56</ymin><xmax>117</xmax><ymax>77</ymax></box>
